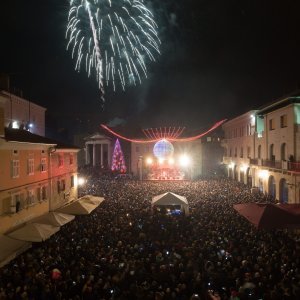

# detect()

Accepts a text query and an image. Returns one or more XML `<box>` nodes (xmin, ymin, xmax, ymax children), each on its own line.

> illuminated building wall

<box><xmin>222</xmin><ymin>94</ymin><xmax>300</xmax><ymax>203</ymax></box>
<box><xmin>0</xmin><ymin>91</ymin><xmax>46</xmax><ymax>136</ymax></box>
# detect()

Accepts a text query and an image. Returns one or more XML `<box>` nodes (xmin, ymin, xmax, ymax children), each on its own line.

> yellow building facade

<box><xmin>0</xmin><ymin>105</ymin><xmax>79</xmax><ymax>234</ymax></box>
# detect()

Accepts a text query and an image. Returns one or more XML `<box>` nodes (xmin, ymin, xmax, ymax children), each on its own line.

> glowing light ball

<box><xmin>153</xmin><ymin>139</ymin><xmax>174</xmax><ymax>159</ymax></box>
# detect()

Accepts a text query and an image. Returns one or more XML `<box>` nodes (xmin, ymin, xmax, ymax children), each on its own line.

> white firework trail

<box><xmin>66</xmin><ymin>0</ymin><xmax>161</xmax><ymax>101</ymax></box>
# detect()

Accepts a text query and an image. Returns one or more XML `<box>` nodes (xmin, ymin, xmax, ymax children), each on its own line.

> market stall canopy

<box><xmin>233</xmin><ymin>203</ymin><xmax>300</xmax><ymax>229</ymax></box>
<box><xmin>79</xmin><ymin>195</ymin><xmax>105</xmax><ymax>206</ymax></box>
<box><xmin>152</xmin><ymin>192</ymin><xmax>189</xmax><ymax>215</ymax></box>
<box><xmin>7</xmin><ymin>223</ymin><xmax>60</xmax><ymax>242</ymax></box>
<box><xmin>0</xmin><ymin>235</ymin><xmax>31</xmax><ymax>267</ymax></box>
<box><xmin>33</xmin><ymin>212</ymin><xmax>75</xmax><ymax>227</ymax></box>
<box><xmin>56</xmin><ymin>197</ymin><xmax>103</xmax><ymax>215</ymax></box>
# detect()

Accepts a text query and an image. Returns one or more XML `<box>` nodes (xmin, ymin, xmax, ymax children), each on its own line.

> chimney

<box><xmin>0</xmin><ymin>74</ymin><xmax>10</xmax><ymax>92</ymax></box>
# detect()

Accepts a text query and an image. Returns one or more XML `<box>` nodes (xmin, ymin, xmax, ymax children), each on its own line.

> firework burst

<box><xmin>66</xmin><ymin>0</ymin><xmax>161</xmax><ymax>100</ymax></box>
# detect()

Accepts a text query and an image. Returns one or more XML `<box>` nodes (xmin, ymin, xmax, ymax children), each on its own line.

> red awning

<box><xmin>233</xmin><ymin>203</ymin><xmax>300</xmax><ymax>229</ymax></box>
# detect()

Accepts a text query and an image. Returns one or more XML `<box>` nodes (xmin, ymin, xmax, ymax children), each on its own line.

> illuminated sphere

<box><xmin>153</xmin><ymin>139</ymin><xmax>174</xmax><ymax>159</ymax></box>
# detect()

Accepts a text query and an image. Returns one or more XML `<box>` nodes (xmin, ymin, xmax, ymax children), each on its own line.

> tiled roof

<box><xmin>3</xmin><ymin>128</ymin><xmax>79</xmax><ymax>150</ymax></box>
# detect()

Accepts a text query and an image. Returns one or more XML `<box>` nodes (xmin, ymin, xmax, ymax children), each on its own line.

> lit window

<box><xmin>280</xmin><ymin>115</ymin><xmax>287</xmax><ymax>128</ymax></box>
<box><xmin>37</xmin><ymin>186</ymin><xmax>47</xmax><ymax>202</ymax></box>
<box><xmin>27</xmin><ymin>189</ymin><xmax>35</xmax><ymax>206</ymax></box>
<box><xmin>41</xmin><ymin>186</ymin><xmax>47</xmax><ymax>201</ymax></box>
<box><xmin>12</xmin><ymin>160</ymin><xmax>20</xmax><ymax>178</ymax></box>
<box><xmin>11</xmin><ymin>193</ymin><xmax>23</xmax><ymax>213</ymax></box>
<box><xmin>269</xmin><ymin>119</ymin><xmax>275</xmax><ymax>130</ymax></box>
<box><xmin>71</xmin><ymin>175</ymin><xmax>75</xmax><ymax>187</ymax></box>
<box><xmin>41</xmin><ymin>158</ymin><xmax>47</xmax><ymax>172</ymax></box>
<box><xmin>28</xmin><ymin>158</ymin><xmax>34</xmax><ymax>175</ymax></box>
<box><xmin>58</xmin><ymin>155</ymin><xmax>64</xmax><ymax>167</ymax></box>
<box><xmin>69</xmin><ymin>154</ymin><xmax>74</xmax><ymax>165</ymax></box>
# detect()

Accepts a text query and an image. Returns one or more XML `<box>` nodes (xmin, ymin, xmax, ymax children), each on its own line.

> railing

<box><xmin>249</xmin><ymin>158</ymin><xmax>258</xmax><ymax>165</ymax></box>
<box><xmin>241</xmin><ymin>157</ymin><xmax>300</xmax><ymax>172</ymax></box>
<box><xmin>261</xmin><ymin>159</ymin><xmax>282</xmax><ymax>169</ymax></box>
<box><xmin>288</xmin><ymin>161</ymin><xmax>300</xmax><ymax>172</ymax></box>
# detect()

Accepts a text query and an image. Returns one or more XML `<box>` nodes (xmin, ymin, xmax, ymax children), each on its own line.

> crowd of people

<box><xmin>0</xmin><ymin>176</ymin><xmax>299</xmax><ymax>299</ymax></box>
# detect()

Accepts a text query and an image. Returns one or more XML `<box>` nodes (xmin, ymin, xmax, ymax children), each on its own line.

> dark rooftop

<box><xmin>3</xmin><ymin>128</ymin><xmax>79</xmax><ymax>150</ymax></box>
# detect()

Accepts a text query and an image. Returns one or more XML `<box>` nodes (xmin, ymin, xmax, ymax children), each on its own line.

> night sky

<box><xmin>1</xmin><ymin>0</ymin><xmax>300</xmax><ymax>139</ymax></box>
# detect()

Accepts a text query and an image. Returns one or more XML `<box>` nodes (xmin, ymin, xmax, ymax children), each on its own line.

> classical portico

<box><xmin>85</xmin><ymin>134</ymin><xmax>112</xmax><ymax>168</ymax></box>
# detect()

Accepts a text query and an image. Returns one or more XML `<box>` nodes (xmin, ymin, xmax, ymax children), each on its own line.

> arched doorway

<box><xmin>240</xmin><ymin>169</ymin><xmax>244</xmax><ymax>184</ymax></box>
<box><xmin>268</xmin><ymin>176</ymin><xmax>276</xmax><ymax>200</ymax></box>
<box><xmin>259</xmin><ymin>178</ymin><xmax>264</xmax><ymax>193</ymax></box>
<box><xmin>234</xmin><ymin>165</ymin><xmax>238</xmax><ymax>180</ymax></box>
<box><xmin>246</xmin><ymin>167</ymin><xmax>252</xmax><ymax>187</ymax></box>
<box><xmin>228</xmin><ymin>167</ymin><xmax>233</xmax><ymax>179</ymax></box>
<box><xmin>279</xmin><ymin>178</ymin><xmax>288</xmax><ymax>203</ymax></box>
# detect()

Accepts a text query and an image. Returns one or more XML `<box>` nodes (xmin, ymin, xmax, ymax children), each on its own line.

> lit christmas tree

<box><xmin>111</xmin><ymin>139</ymin><xmax>127</xmax><ymax>173</ymax></box>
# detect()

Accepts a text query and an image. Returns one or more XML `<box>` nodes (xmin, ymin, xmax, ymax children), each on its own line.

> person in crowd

<box><xmin>0</xmin><ymin>175</ymin><xmax>299</xmax><ymax>299</ymax></box>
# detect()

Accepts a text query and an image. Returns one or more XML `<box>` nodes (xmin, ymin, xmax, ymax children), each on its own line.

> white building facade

<box><xmin>84</xmin><ymin>133</ymin><xmax>112</xmax><ymax>168</ymax></box>
<box><xmin>222</xmin><ymin>96</ymin><xmax>300</xmax><ymax>203</ymax></box>
<box><xmin>0</xmin><ymin>91</ymin><xmax>46</xmax><ymax>136</ymax></box>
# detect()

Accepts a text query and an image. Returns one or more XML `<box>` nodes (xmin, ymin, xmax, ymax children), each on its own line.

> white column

<box><xmin>93</xmin><ymin>143</ymin><xmax>96</xmax><ymax>167</ymax></box>
<box><xmin>85</xmin><ymin>143</ymin><xmax>89</xmax><ymax>165</ymax></box>
<box><xmin>100</xmin><ymin>143</ymin><xmax>103</xmax><ymax>167</ymax></box>
<box><xmin>107</xmin><ymin>143</ymin><xmax>111</xmax><ymax>168</ymax></box>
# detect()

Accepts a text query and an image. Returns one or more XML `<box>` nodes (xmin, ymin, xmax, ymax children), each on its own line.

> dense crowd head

<box><xmin>0</xmin><ymin>177</ymin><xmax>299</xmax><ymax>300</ymax></box>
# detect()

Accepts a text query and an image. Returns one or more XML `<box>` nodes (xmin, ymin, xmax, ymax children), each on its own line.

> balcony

<box><xmin>249</xmin><ymin>158</ymin><xmax>258</xmax><ymax>165</ymax></box>
<box><xmin>261</xmin><ymin>159</ymin><xmax>282</xmax><ymax>169</ymax></box>
<box><xmin>243</xmin><ymin>158</ymin><xmax>300</xmax><ymax>172</ymax></box>
<box><xmin>288</xmin><ymin>161</ymin><xmax>300</xmax><ymax>172</ymax></box>
<box><xmin>250</xmin><ymin>159</ymin><xmax>282</xmax><ymax>169</ymax></box>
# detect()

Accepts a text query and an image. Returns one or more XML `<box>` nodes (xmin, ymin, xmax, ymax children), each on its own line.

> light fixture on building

<box><xmin>229</xmin><ymin>162</ymin><xmax>235</xmax><ymax>169</ymax></box>
<box><xmin>258</xmin><ymin>170</ymin><xmax>268</xmax><ymax>179</ymax></box>
<box><xmin>146</xmin><ymin>157</ymin><xmax>153</xmax><ymax>165</ymax></box>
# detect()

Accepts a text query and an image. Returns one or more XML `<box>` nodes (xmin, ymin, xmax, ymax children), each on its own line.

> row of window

<box><xmin>225</xmin><ymin>123</ymin><xmax>254</xmax><ymax>139</ymax></box>
<box><xmin>227</xmin><ymin>143</ymin><xmax>288</xmax><ymax>161</ymax></box>
<box><xmin>225</xmin><ymin>146</ymin><xmax>251</xmax><ymax>158</ymax></box>
<box><xmin>11</xmin><ymin>186</ymin><xmax>47</xmax><ymax>213</ymax></box>
<box><xmin>11</xmin><ymin>154</ymin><xmax>74</xmax><ymax>178</ymax></box>
<box><xmin>57</xmin><ymin>176</ymin><xmax>75</xmax><ymax>194</ymax></box>
<box><xmin>269</xmin><ymin>114</ymin><xmax>287</xmax><ymax>130</ymax></box>
<box><xmin>11</xmin><ymin>159</ymin><xmax>47</xmax><ymax>178</ymax></box>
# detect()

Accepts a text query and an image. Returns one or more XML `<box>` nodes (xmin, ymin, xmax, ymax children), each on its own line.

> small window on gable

<box><xmin>70</xmin><ymin>154</ymin><xmax>74</xmax><ymax>165</ymax></box>
<box><xmin>58</xmin><ymin>155</ymin><xmax>64</xmax><ymax>167</ymax></box>
<box><xmin>269</xmin><ymin>119</ymin><xmax>275</xmax><ymax>130</ymax></box>
<box><xmin>280</xmin><ymin>115</ymin><xmax>287</xmax><ymax>128</ymax></box>
<box><xmin>41</xmin><ymin>158</ymin><xmax>47</xmax><ymax>172</ymax></box>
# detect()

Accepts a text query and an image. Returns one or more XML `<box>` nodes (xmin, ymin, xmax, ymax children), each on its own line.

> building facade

<box><xmin>222</xmin><ymin>95</ymin><xmax>300</xmax><ymax>203</ymax></box>
<box><xmin>0</xmin><ymin>102</ymin><xmax>79</xmax><ymax>235</ymax></box>
<box><xmin>130</xmin><ymin>136</ymin><xmax>222</xmax><ymax>180</ymax></box>
<box><xmin>0</xmin><ymin>91</ymin><xmax>46</xmax><ymax>136</ymax></box>
<box><xmin>84</xmin><ymin>133</ymin><xmax>112</xmax><ymax>168</ymax></box>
